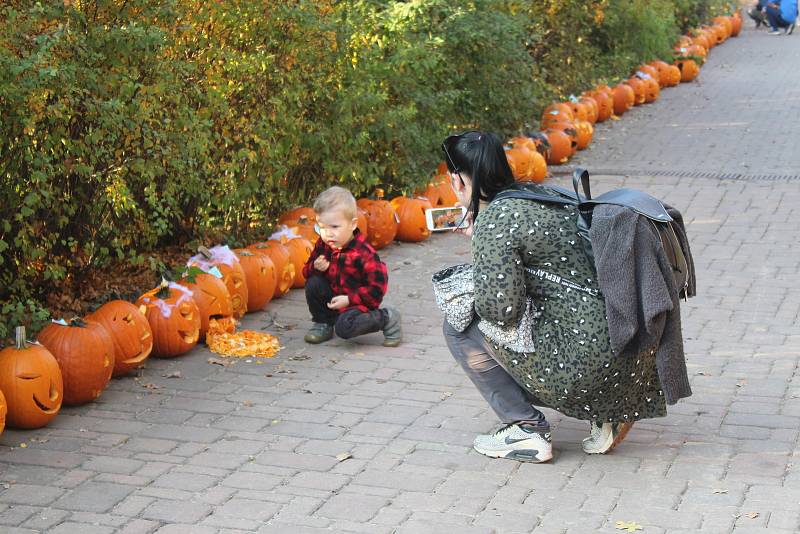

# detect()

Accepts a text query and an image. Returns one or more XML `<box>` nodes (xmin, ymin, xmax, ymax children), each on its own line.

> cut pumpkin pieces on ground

<box><xmin>206</xmin><ymin>317</ymin><xmax>281</xmax><ymax>358</ymax></box>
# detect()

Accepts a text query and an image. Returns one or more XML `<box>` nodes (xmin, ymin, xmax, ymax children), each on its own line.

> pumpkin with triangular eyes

<box><xmin>136</xmin><ymin>281</ymin><xmax>201</xmax><ymax>357</ymax></box>
<box><xmin>248</xmin><ymin>241</ymin><xmax>295</xmax><ymax>298</ymax></box>
<box><xmin>0</xmin><ymin>327</ymin><xmax>63</xmax><ymax>429</ymax></box>
<box><xmin>37</xmin><ymin>318</ymin><xmax>114</xmax><ymax>405</ymax></box>
<box><xmin>284</xmin><ymin>237</ymin><xmax>314</xmax><ymax>288</ymax></box>
<box><xmin>176</xmin><ymin>270</ymin><xmax>234</xmax><ymax>340</ymax></box>
<box><xmin>87</xmin><ymin>300</ymin><xmax>153</xmax><ymax>377</ymax></box>
<box><xmin>188</xmin><ymin>245</ymin><xmax>249</xmax><ymax>318</ymax></box>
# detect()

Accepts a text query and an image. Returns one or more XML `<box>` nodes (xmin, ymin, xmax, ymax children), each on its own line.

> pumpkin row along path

<box><xmin>1</xmin><ymin>22</ymin><xmax>800</xmax><ymax>534</ymax></box>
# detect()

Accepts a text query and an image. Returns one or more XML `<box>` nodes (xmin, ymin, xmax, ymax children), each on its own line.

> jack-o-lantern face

<box><xmin>390</xmin><ymin>196</ymin><xmax>433</xmax><ymax>243</ymax></box>
<box><xmin>249</xmin><ymin>241</ymin><xmax>294</xmax><ymax>298</ymax></box>
<box><xmin>37</xmin><ymin>318</ymin><xmax>115</xmax><ymax>406</ymax></box>
<box><xmin>177</xmin><ymin>272</ymin><xmax>233</xmax><ymax>340</ymax></box>
<box><xmin>356</xmin><ymin>198</ymin><xmax>398</xmax><ymax>250</ymax></box>
<box><xmin>0</xmin><ymin>329</ymin><xmax>64</xmax><ymax>429</ymax></box>
<box><xmin>136</xmin><ymin>282</ymin><xmax>201</xmax><ymax>358</ymax></box>
<box><xmin>188</xmin><ymin>245</ymin><xmax>249</xmax><ymax>319</ymax></box>
<box><xmin>284</xmin><ymin>237</ymin><xmax>314</xmax><ymax>289</ymax></box>
<box><xmin>88</xmin><ymin>300</ymin><xmax>153</xmax><ymax>377</ymax></box>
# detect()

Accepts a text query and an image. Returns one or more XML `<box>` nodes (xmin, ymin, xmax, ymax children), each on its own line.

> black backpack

<box><xmin>493</xmin><ymin>168</ymin><xmax>694</xmax><ymax>300</ymax></box>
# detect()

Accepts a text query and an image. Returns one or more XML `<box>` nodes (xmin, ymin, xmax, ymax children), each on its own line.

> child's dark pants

<box><xmin>305</xmin><ymin>274</ymin><xmax>387</xmax><ymax>338</ymax></box>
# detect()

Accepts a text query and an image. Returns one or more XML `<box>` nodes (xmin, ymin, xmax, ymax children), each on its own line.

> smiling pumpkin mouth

<box><xmin>32</xmin><ymin>394</ymin><xmax>59</xmax><ymax>414</ymax></box>
<box><xmin>179</xmin><ymin>329</ymin><xmax>199</xmax><ymax>344</ymax></box>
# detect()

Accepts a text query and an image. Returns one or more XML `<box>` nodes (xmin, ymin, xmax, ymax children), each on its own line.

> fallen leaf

<box><xmin>277</xmin><ymin>369</ymin><xmax>296</xmax><ymax>374</ymax></box>
<box><xmin>18</xmin><ymin>443</ymin><xmax>27</xmax><ymax>449</ymax></box>
<box><xmin>712</xmin><ymin>489</ymin><xmax>728</xmax><ymax>494</ymax></box>
<box><xmin>336</xmin><ymin>452</ymin><xmax>353</xmax><ymax>462</ymax></box>
<box><xmin>736</xmin><ymin>380</ymin><xmax>747</xmax><ymax>388</ymax></box>
<box><xmin>139</xmin><ymin>382</ymin><xmax>162</xmax><ymax>390</ymax></box>
<box><xmin>161</xmin><ymin>371</ymin><xmax>182</xmax><ymax>379</ymax></box>
<box><xmin>242</xmin><ymin>400</ymin><xmax>254</xmax><ymax>407</ymax></box>
<box><xmin>208</xmin><ymin>357</ymin><xmax>233</xmax><ymax>367</ymax></box>
<box><xmin>264</xmin><ymin>374</ymin><xmax>273</xmax><ymax>378</ymax></box>
<box><xmin>745</xmin><ymin>512</ymin><xmax>759</xmax><ymax>519</ymax></box>
<box><xmin>615</xmin><ymin>520</ymin><xmax>643</xmax><ymax>532</ymax></box>
<box><xmin>289</xmin><ymin>354</ymin><xmax>310</xmax><ymax>361</ymax></box>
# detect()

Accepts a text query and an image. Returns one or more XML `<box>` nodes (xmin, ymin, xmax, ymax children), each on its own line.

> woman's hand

<box><xmin>314</xmin><ymin>255</ymin><xmax>330</xmax><ymax>271</ymax></box>
<box><xmin>327</xmin><ymin>295</ymin><xmax>350</xmax><ymax>310</ymax></box>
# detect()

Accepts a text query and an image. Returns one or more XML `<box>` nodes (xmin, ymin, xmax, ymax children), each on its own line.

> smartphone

<box><xmin>425</xmin><ymin>206</ymin><xmax>469</xmax><ymax>232</ymax></box>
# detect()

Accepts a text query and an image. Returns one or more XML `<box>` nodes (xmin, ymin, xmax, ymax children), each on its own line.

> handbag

<box><xmin>431</xmin><ymin>264</ymin><xmax>539</xmax><ymax>352</ymax></box>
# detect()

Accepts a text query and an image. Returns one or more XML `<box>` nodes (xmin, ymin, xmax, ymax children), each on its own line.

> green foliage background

<box><xmin>1</xmin><ymin>0</ymin><xmax>733</xmax><ymax>340</ymax></box>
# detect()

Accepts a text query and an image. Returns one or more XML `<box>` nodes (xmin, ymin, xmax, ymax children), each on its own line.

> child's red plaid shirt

<box><xmin>302</xmin><ymin>229</ymin><xmax>388</xmax><ymax>312</ymax></box>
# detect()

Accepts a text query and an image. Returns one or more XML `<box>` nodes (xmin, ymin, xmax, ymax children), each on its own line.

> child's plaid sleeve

<box><xmin>302</xmin><ymin>238</ymin><xmax>327</xmax><ymax>279</ymax></box>
<box><xmin>347</xmin><ymin>252</ymin><xmax>388</xmax><ymax>310</ymax></box>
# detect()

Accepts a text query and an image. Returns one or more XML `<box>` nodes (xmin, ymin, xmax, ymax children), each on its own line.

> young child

<box><xmin>302</xmin><ymin>186</ymin><xmax>402</xmax><ymax>346</ymax></box>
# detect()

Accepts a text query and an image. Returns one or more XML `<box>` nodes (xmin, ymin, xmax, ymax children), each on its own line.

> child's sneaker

<box><xmin>786</xmin><ymin>22</ymin><xmax>795</xmax><ymax>35</ymax></box>
<box><xmin>304</xmin><ymin>322</ymin><xmax>334</xmax><ymax>344</ymax></box>
<box><xmin>382</xmin><ymin>307</ymin><xmax>402</xmax><ymax>347</ymax></box>
<box><xmin>582</xmin><ymin>421</ymin><xmax>634</xmax><ymax>454</ymax></box>
<box><xmin>768</xmin><ymin>28</ymin><xmax>782</xmax><ymax>35</ymax></box>
<box><xmin>473</xmin><ymin>423</ymin><xmax>553</xmax><ymax>463</ymax></box>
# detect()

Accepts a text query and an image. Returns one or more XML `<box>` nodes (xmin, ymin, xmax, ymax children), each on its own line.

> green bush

<box><xmin>0</xmin><ymin>0</ymin><xmax>738</xmax><ymax>343</ymax></box>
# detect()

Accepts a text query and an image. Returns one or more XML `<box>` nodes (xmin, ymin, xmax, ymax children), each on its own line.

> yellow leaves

<box><xmin>615</xmin><ymin>520</ymin><xmax>643</xmax><ymax>532</ymax></box>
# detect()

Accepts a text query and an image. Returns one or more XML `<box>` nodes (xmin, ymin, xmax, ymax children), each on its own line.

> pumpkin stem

<box><xmin>68</xmin><ymin>317</ymin><xmax>88</xmax><ymax>328</ymax></box>
<box><xmin>198</xmin><ymin>245</ymin><xmax>212</xmax><ymax>259</ymax></box>
<box><xmin>375</xmin><ymin>188</ymin><xmax>385</xmax><ymax>199</ymax></box>
<box><xmin>15</xmin><ymin>326</ymin><xmax>26</xmax><ymax>349</ymax></box>
<box><xmin>156</xmin><ymin>278</ymin><xmax>172</xmax><ymax>299</ymax></box>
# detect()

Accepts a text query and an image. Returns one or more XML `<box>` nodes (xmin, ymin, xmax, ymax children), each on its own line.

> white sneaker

<box><xmin>768</xmin><ymin>29</ymin><xmax>782</xmax><ymax>35</ymax></box>
<box><xmin>473</xmin><ymin>423</ymin><xmax>553</xmax><ymax>463</ymax></box>
<box><xmin>582</xmin><ymin>421</ymin><xmax>634</xmax><ymax>454</ymax></box>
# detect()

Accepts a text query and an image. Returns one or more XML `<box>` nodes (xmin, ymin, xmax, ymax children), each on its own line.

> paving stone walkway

<box><xmin>2</xmin><ymin>22</ymin><xmax>800</xmax><ymax>534</ymax></box>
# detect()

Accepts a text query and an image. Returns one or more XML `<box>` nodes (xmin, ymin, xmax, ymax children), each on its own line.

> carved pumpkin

<box><xmin>546</xmin><ymin>121</ymin><xmax>579</xmax><ymax>150</ymax></box>
<box><xmin>419</xmin><ymin>176</ymin><xmax>458</xmax><ymax>207</ymax></box>
<box><xmin>285</xmin><ymin>237</ymin><xmax>314</xmax><ymax>288</ymax></box>
<box><xmin>249</xmin><ymin>241</ymin><xmax>294</xmax><ymax>297</ymax></box>
<box><xmin>624</xmin><ymin>77</ymin><xmax>646</xmax><ymax>106</ymax></box>
<box><xmin>505</xmin><ymin>145</ymin><xmax>535</xmax><ymax>182</ymax></box>
<box><xmin>542</xmin><ymin>103</ymin><xmax>574</xmax><ymax>120</ymax></box>
<box><xmin>234</xmin><ymin>249</ymin><xmax>276</xmax><ymax>311</ymax></box>
<box><xmin>390</xmin><ymin>196</ymin><xmax>433</xmax><ymax>242</ymax></box>
<box><xmin>612</xmin><ymin>83</ymin><xmax>635</xmax><ymax>115</ymax></box>
<box><xmin>567</xmin><ymin>101</ymin><xmax>590</xmax><ymax>122</ymax></box>
<box><xmin>188</xmin><ymin>245</ymin><xmax>248</xmax><ymax>318</ymax></box>
<box><xmin>686</xmin><ymin>44</ymin><xmax>707</xmax><ymax>64</ymax></box>
<box><xmin>37</xmin><ymin>318</ymin><xmax>114</xmax><ymax>405</ymax></box>
<box><xmin>589</xmin><ymin>90</ymin><xmax>613</xmax><ymax>122</ymax></box>
<box><xmin>357</xmin><ymin>207</ymin><xmax>369</xmax><ymax>235</ymax></box>
<box><xmin>176</xmin><ymin>270</ymin><xmax>233</xmax><ymax>340</ymax></box>
<box><xmin>675</xmin><ymin>58</ymin><xmax>700</xmax><ymax>82</ymax></box>
<box><xmin>730</xmin><ymin>12</ymin><xmax>742</xmax><ymax>36</ymax></box>
<box><xmin>636</xmin><ymin>64</ymin><xmax>660</xmax><ymax>80</ymax></box>
<box><xmin>579</xmin><ymin>96</ymin><xmax>599</xmax><ymax>124</ymax></box>
<box><xmin>526</xmin><ymin>131</ymin><xmax>551</xmax><ymax>160</ymax></box>
<box><xmin>278</xmin><ymin>207</ymin><xmax>317</xmax><ymax>227</ymax></box>
<box><xmin>136</xmin><ymin>281</ymin><xmax>201</xmax><ymax>358</ymax></box>
<box><xmin>574</xmin><ymin>120</ymin><xmax>594</xmax><ymax>150</ymax></box>
<box><xmin>712</xmin><ymin>16</ymin><xmax>733</xmax><ymax>37</ymax></box>
<box><xmin>356</xmin><ymin>198</ymin><xmax>398</xmax><ymax>250</ymax></box>
<box><xmin>542</xmin><ymin>129</ymin><xmax>574</xmax><ymax>165</ymax></box>
<box><xmin>0</xmin><ymin>327</ymin><xmax>63</xmax><ymax>429</ymax></box>
<box><xmin>541</xmin><ymin>110</ymin><xmax>574</xmax><ymax>129</ymax></box>
<box><xmin>87</xmin><ymin>300</ymin><xmax>153</xmax><ymax>377</ymax></box>
<box><xmin>436</xmin><ymin>161</ymin><xmax>448</xmax><ymax>175</ymax></box>
<box><xmin>643</xmin><ymin>77</ymin><xmax>660</xmax><ymax>103</ymax></box>
<box><xmin>0</xmin><ymin>389</ymin><xmax>5</xmax><ymax>435</ymax></box>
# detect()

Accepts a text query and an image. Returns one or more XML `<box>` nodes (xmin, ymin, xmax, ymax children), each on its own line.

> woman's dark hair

<box><xmin>441</xmin><ymin>131</ymin><xmax>515</xmax><ymax>224</ymax></box>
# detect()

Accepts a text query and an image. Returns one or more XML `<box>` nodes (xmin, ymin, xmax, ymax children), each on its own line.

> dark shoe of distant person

<box><xmin>786</xmin><ymin>22</ymin><xmax>796</xmax><ymax>34</ymax></box>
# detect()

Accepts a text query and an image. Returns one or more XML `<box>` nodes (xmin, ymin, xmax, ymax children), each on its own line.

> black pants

<box><xmin>305</xmin><ymin>275</ymin><xmax>387</xmax><ymax>339</ymax></box>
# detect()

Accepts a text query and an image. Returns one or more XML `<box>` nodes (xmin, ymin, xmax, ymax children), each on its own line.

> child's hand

<box><xmin>314</xmin><ymin>256</ymin><xmax>330</xmax><ymax>271</ymax></box>
<box><xmin>327</xmin><ymin>295</ymin><xmax>350</xmax><ymax>310</ymax></box>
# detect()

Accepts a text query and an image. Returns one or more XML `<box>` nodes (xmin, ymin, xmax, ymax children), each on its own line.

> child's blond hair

<box><xmin>314</xmin><ymin>186</ymin><xmax>357</xmax><ymax>220</ymax></box>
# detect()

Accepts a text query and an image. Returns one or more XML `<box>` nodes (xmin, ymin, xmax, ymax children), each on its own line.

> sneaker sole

<box><xmin>473</xmin><ymin>444</ymin><xmax>553</xmax><ymax>463</ymax></box>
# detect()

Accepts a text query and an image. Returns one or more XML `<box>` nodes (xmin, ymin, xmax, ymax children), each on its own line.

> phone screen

<box><xmin>426</xmin><ymin>207</ymin><xmax>468</xmax><ymax>231</ymax></box>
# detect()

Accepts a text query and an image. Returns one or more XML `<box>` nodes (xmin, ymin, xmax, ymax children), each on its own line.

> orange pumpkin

<box><xmin>87</xmin><ymin>300</ymin><xmax>153</xmax><ymax>377</ymax></box>
<box><xmin>419</xmin><ymin>176</ymin><xmax>458</xmax><ymax>207</ymax></box>
<box><xmin>390</xmin><ymin>196</ymin><xmax>433</xmax><ymax>242</ymax></box>
<box><xmin>0</xmin><ymin>327</ymin><xmax>63</xmax><ymax>429</ymax></box>
<box><xmin>675</xmin><ymin>58</ymin><xmax>700</xmax><ymax>82</ymax></box>
<box><xmin>643</xmin><ymin>77</ymin><xmax>660</xmax><ymax>103</ymax></box>
<box><xmin>636</xmin><ymin>64</ymin><xmax>660</xmax><ymax>80</ymax></box>
<box><xmin>541</xmin><ymin>110</ymin><xmax>575</xmax><ymax>129</ymax></box>
<box><xmin>234</xmin><ymin>249</ymin><xmax>277</xmax><ymax>311</ymax></box>
<box><xmin>579</xmin><ymin>96</ymin><xmax>599</xmax><ymax>124</ymax></box>
<box><xmin>589</xmin><ymin>90</ymin><xmax>613</xmax><ymax>122</ymax></box>
<box><xmin>662</xmin><ymin>64</ymin><xmax>682</xmax><ymax>87</ymax></box>
<box><xmin>249</xmin><ymin>241</ymin><xmax>295</xmax><ymax>297</ymax></box>
<box><xmin>542</xmin><ymin>103</ymin><xmax>574</xmax><ymax>120</ymax></box>
<box><xmin>527</xmin><ymin>132</ymin><xmax>552</xmax><ymax>160</ymax></box>
<box><xmin>285</xmin><ymin>237</ymin><xmax>314</xmax><ymax>288</ymax></box>
<box><xmin>542</xmin><ymin>129</ymin><xmax>574</xmax><ymax>165</ymax></box>
<box><xmin>356</xmin><ymin>207</ymin><xmax>369</xmax><ymax>235</ymax></box>
<box><xmin>38</xmin><ymin>318</ymin><xmax>114</xmax><ymax>405</ymax></box>
<box><xmin>188</xmin><ymin>246</ymin><xmax>248</xmax><ymax>318</ymax></box>
<box><xmin>505</xmin><ymin>145</ymin><xmax>535</xmax><ymax>182</ymax></box>
<box><xmin>278</xmin><ymin>207</ymin><xmax>317</xmax><ymax>227</ymax></box>
<box><xmin>546</xmin><ymin>121</ymin><xmax>579</xmax><ymax>150</ymax></box>
<box><xmin>136</xmin><ymin>282</ymin><xmax>201</xmax><ymax>358</ymax></box>
<box><xmin>176</xmin><ymin>270</ymin><xmax>233</xmax><ymax>340</ymax></box>
<box><xmin>356</xmin><ymin>198</ymin><xmax>398</xmax><ymax>249</ymax></box>
<box><xmin>436</xmin><ymin>161</ymin><xmax>448</xmax><ymax>175</ymax></box>
<box><xmin>712</xmin><ymin>16</ymin><xmax>733</xmax><ymax>37</ymax></box>
<box><xmin>574</xmin><ymin>120</ymin><xmax>594</xmax><ymax>150</ymax></box>
<box><xmin>0</xmin><ymin>389</ymin><xmax>5</xmax><ymax>435</ymax></box>
<box><xmin>730</xmin><ymin>12</ymin><xmax>742</xmax><ymax>36</ymax></box>
<box><xmin>567</xmin><ymin>101</ymin><xmax>590</xmax><ymax>122</ymax></box>
<box><xmin>612</xmin><ymin>83</ymin><xmax>635</xmax><ymax>115</ymax></box>
<box><xmin>624</xmin><ymin>77</ymin><xmax>646</xmax><ymax>106</ymax></box>
<box><xmin>648</xmin><ymin>60</ymin><xmax>672</xmax><ymax>87</ymax></box>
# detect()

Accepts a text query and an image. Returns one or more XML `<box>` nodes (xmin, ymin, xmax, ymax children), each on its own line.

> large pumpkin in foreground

<box><xmin>87</xmin><ymin>300</ymin><xmax>153</xmax><ymax>377</ymax></box>
<box><xmin>136</xmin><ymin>282</ymin><xmax>201</xmax><ymax>357</ymax></box>
<box><xmin>390</xmin><ymin>196</ymin><xmax>432</xmax><ymax>242</ymax></box>
<box><xmin>356</xmin><ymin>198</ymin><xmax>398</xmax><ymax>249</ymax></box>
<box><xmin>0</xmin><ymin>327</ymin><xmax>62</xmax><ymax>429</ymax></box>
<box><xmin>37</xmin><ymin>318</ymin><xmax>114</xmax><ymax>405</ymax></box>
<box><xmin>235</xmin><ymin>248</ymin><xmax>277</xmax><ymax>310</ymax></box>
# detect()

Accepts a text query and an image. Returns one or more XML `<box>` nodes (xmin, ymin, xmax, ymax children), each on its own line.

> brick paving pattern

<box><xmin>2</xmin><ymin>23</ymin><xmax>799</xmax><ymax>534</ymax></box>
